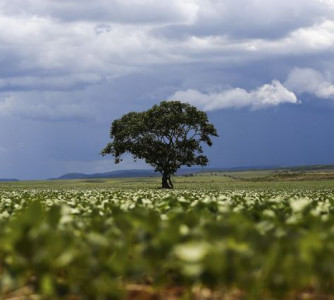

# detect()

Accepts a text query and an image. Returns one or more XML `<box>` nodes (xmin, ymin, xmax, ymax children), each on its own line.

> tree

<box><xmin>101</xmin><ymin>101</ymin><xmax>218</xmax><ymax>188</ymax></box>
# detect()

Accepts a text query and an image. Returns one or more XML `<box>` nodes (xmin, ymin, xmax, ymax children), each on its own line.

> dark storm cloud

<box><xmin>1</xmin><ymin>0</ymin><xmax>333</xmax><ymax>103</ymax></box>
<box><xmin>153</xmin><ymin>0</ymin><xmax>334</xmax><ymax>39</ymax></box>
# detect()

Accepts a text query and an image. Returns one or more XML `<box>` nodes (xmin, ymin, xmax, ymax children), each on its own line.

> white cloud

<box><xmin>155</xmin><ymin>0</ymin><xmax>334</xmax><ymax>39</ymax></box>
<box><xmin>227</xmin><ymin>20</ymin><xmax>334</xmax><ymax>59</ymax></box>
<box><xmin>171</xmin><ymin>67</ymin><xmax>334</xmax><ymax>113</ymax></box>
<box><xmin>170</xmin><ymin>80</ymin><xmax>299</xmax><ymax>111</ymax></box>
<box><xmin>0</xmin><ymin>0</ymin><xmax>199</xmax><ymax>24</ymax></box>
<box><xmin>285</xmin><ymin>20</ymin><xmax>334</xmax><ymax>51</ymax></box>
<box><xmin>0</xmin><ymin>13</ymin><xmax>192</xmax><ymax>92</ymax></box>
<box><xmin>317</xmin><ymin>0</ymin><xmax>334</xmax><ymax>9</ymax></box>
<box><xmin>285</xmin><ymin>68</ymin><xmax>334</xmax><ymax>99</ymax></box>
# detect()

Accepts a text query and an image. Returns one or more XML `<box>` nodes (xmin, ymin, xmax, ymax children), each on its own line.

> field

<box><xmin>1</xmin><ymin>171</ymin><xmax>334</xmax><ymax>299</ymax></box>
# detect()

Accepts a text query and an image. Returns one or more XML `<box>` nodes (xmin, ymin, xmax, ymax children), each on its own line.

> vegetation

<box><xmin>0</xmin><ymin>174</ymin><xmax>334</xmax><ymax>299</ymax></box>
<box><xmin>101</xmin><ymin>101</ymin><xmax>218</xmax><ymax>188</ymax></box>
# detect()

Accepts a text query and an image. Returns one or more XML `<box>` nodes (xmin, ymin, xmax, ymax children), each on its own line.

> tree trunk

<box><xmin>167</xmin><ymin>174</ymin><xmax>173</xmax><ymax>189</ymax></box>
<box><xmin>162</xmin><ymin>172</ymin><xmax>173</xmax><ymax>189</ymax></box>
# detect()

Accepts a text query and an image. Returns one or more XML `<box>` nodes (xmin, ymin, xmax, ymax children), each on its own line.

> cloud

<box><xmin>0</xmin><ymin>74</ymin><xmax>102</xmax><ymax>91</ymax></box>
<box><xmin>155</xmin><ymin>0</ymin><xmax>334</xmax><ymax>39</ymax></box>
<box><xmin>0</xmin><ymin>94</ymin><xmax>96</xmax><ymax>121</ymax></box>
<box><xmin>282</xmin><ymin>20</ymin><xmax>334</xmax><ymax>52</ymax></box>
<box><xmin>2</xmin><ymin>0</ymin><xmax>333</xmax><ymax>39</ymax></box>
<box><xmin>170</xmin><ymin>80</ymin><xmax>299</xmax><ymax>111</ymax></box>
<box><xmin>0</xmin><ymin>0</ymin><xmax>333</xmax><ymax>121</ymax></box>
<box><xmin>285</xmin><ymin>68</ymin><xmax>334</xmax><ymax>99</ymax></box>
<box><xmin>0</xmin><ymin>3</ymin><xmax>334</xmax><ymax>96</ymax></box>
<box><xmin>0</xmin><ymin>0</ymin><xmax>199</xmax><ymax>24</ymax></box>
<box><xmin>221</xmin><ymin>20</ymin><xmax>334</xmax><ymax>60</ymax></box>
<box><xmin>0</xmin><ymin>14</ymin><xmax>142</xmax><ymax>85</ymax></box>
<box><xmin>318</xmin><ymin>0</ymin><xmax>334</xmax><ymax>9</ymax></box>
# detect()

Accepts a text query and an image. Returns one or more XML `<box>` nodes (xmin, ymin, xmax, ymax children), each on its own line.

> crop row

<box><xmin>1</xmin><ymin>189</ymin><xmax>334</xmax><ymax>299</ymax></box>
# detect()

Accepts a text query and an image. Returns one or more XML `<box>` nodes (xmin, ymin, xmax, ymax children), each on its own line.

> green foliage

<box><xmin>1</xmin><ymin>187</ymin><xmax>334</xmax><ymax>298</ymax></box>
<box><xmin>101</xmin><ymin>101</ymin><xmax>218</xmax><ymax>188</ymax></box>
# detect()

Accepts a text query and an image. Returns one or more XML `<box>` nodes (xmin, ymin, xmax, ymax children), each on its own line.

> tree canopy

<box><xmin>101</xmin><ymin>100</ymin><xmax>218</xmax><ymax>188</ymax></box>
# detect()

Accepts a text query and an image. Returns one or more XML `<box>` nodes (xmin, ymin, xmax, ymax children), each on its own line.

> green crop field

<box><xmin>1</xmin><ymin>172</ymin><xmax>334</xmax><ymax>299</ymax></box>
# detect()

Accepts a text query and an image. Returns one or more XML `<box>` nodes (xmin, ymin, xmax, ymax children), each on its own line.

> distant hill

<box><xmin>0</xmin><ymin>178</ymin><xmax>19</xmax><ymax>182</ymax></box>
<box><xmin>52</xmin><ymin>169</ymin><xmax>158</xmax><ymax>180</ymax></box>
<box><xmin>286</xmin><ymin>164</ymin><xmax>334</xmax><ymax>172</ymax></box>
<box><xmin>51</xmin><ymin>164</ymin><xmax>334</xmax><ymax>180</ymax></box>
<box><xmin>52</xmin><ymin>168</ymin><xmax>212</xmax><ymax>180</ymax></box>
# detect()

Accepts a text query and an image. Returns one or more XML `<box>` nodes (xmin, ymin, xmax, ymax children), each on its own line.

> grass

<box><xmin>1</xmin><ymin>168</ymin><xmax>334</xmax><ymax>191</ymax></box>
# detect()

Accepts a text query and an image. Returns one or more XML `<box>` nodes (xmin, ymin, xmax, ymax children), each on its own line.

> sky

<box><xmin>1</xmin><ymin>0</ymin><xmax>334</xmax><ymax>180</ymax></box>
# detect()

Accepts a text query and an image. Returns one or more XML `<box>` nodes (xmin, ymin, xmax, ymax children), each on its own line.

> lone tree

<box><xmin>101</xmin><ymin>100</ymin><xmax>218</xmax><ymax>189</ymax></box>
